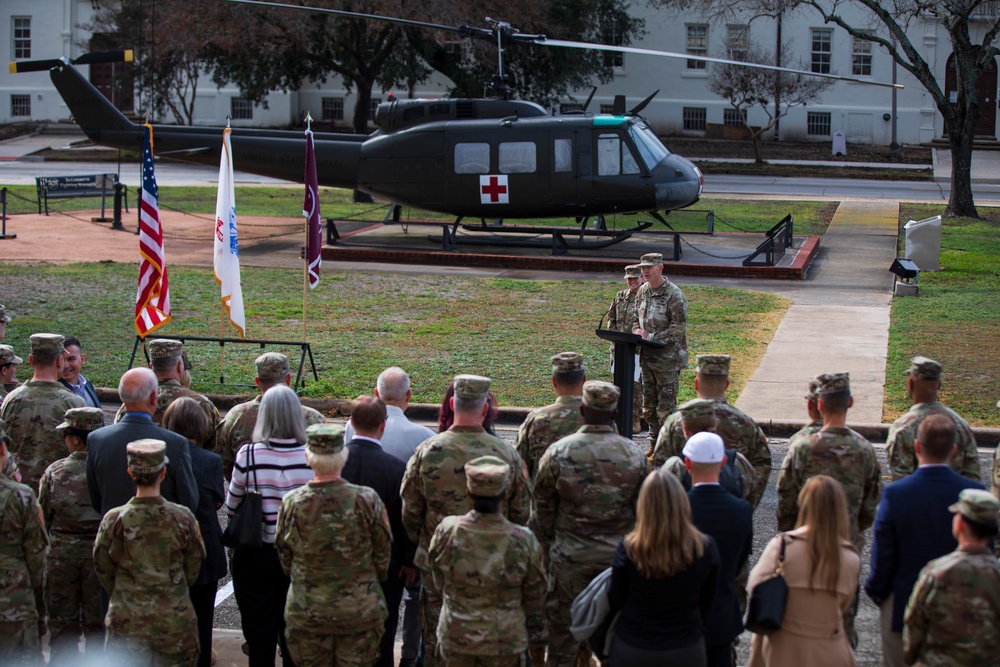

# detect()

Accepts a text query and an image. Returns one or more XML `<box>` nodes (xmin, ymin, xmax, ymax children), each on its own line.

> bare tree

<box><xmin>709</xmin><ymin>41</ymin><xmax>832</xmax><ymax>163</ymax></box>
<box><xmin>651</xmin><ymin>0</ymin><xmax>1000</xmax><ymax>218</ymax></box>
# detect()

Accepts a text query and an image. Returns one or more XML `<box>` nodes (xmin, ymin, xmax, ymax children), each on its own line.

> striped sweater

<box><xmin>225</xmin><ymin>438</ymin><xmax>311</xmax><ymax>544</ymax></box>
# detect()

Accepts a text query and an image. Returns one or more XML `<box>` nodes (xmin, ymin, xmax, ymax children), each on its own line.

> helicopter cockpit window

<box><xmin>628</xmin><ymin>122</ymin><xmax>670</xmax><ymax>170</ymax></box>
<box><xmin>554</xmin><ymin>139</ymin><xmax>572</xmax><ymax>172</ymax></box>
<box><xmin>454</xmin><ymin>143</ymin><xmax>491</xmax><ymax>174</ymax></box>
<box><xmin>597</xmin><ymin>134</ymin><xmax>641</xmax><ymax>176</ymax></box>
<box><xmin>499</xmin><ymin>142</ymin><xmax>537</xmax><ymax>174</ymax></box>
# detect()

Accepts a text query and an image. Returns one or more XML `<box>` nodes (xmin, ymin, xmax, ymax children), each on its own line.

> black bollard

<box><xmin>112</xmin><ymin>181</ymin><xmax>125</xmax><ymax>230</ymax></box>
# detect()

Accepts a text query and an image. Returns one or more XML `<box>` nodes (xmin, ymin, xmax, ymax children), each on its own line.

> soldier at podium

<box><xmin>606</xmin><ymin>264</ymin><xmax>645</xmax><ymax>432</ymax></box>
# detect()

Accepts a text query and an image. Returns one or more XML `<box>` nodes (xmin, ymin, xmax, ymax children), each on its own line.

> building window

<box><xmin>807</xmin><ymin>112</ymin><xmax>832</xmax><ymax>136</ymax></box>
<box><xmin>12</xmin><ymin>17</ymin><xmax>31</xmax><ymax>60</ymax></box>
<box><xmin>603</xmin><ymin>26</ymin><xmax>624</xmax><ymax>68</ymax></box>
<box><xmin>723</xmin><ymin>108</ymin><xmax>746</xmax><ymax>127</ymax></box>
<box><xmin>686</xmin><ymin>25</ymin><xmax>708</xmax><ymax>69</ymax></box>
<box><xmin>727</xmin><ymin>25</ymin><xmax>748</xmax><ymax>61</ymax></box>
<box><xmin>599</xmin><ymin>104</ymin><xmax>614</xmax><ymax>115</ymax></box>
<box><xmin>369</xmin><ymin>99</ymin><xmax>381</xmax><ymax>122</ymax></box>
<box><xmin>321</xmin><ymin>97</ymin><xmax>344</xmax><ymax>121</ymax></box>
<box><xmin>10</xmin><ymin>94</ymin><xmax>30</xmax><ymax>117</ymax></box>
<box><xmin>231</xmin><ymin>97</ymin><xmax>253</xmax><ymax>120</ymax></box>
<box><xmin>852</xmin><ymin>38</ymin><xmax>872</xmax><ymax>76</ymax></box>
<box><xmin>499</xmin><ymin>142</ymin><xmax>537</xmax><ymax>174</ymax></box>
<box><xmin>454</xmin><ymin>143</ymin><xmax>490</xmax><ymax>174</ymax></box>
<box><xmin>811</xmin><ymin>29</ymin><xmax>832</xmax><ymax>74</ymax></box>
<box><xmin>683</xmin><ymin>107</ymin><xmax>707</xmax><ymax>132</ymax></box>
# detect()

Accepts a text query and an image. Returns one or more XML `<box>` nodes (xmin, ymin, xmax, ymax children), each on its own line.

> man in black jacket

<box><xmin>685</xmin><ymin>431</ymin><xmax>753</xmax><ymax>667</ymax></box>
<box><xmin>342</xmin><ymin>395</ymin><xmax>418</xmax><ymax>667</ymax></box>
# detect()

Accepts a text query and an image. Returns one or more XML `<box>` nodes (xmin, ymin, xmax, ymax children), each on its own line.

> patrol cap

<box><xmin>56</xmin><ymin>407</ymin><xmax>104</xmax><ymax>433</ymax></box>
<box><xmin>624</xmin><ymin>264</ymin><xmax>642</xmax><ymax>278</ymax></box>
<box><xmin>907</xmin><ymin>356</ymin><xmax>942</xmax><ymax>381</ymax></box>
<box><xmin>0</xmin><ymin>345</ymin><xmax>23</xmax><ymax>366</ymax></box>
<box><xmin>678</xmin><ymin>397</ymin><xmax>716</xmax><ymax>420</ymax></box>
<box><xmin>465</xmin><ymin>455</ymin><xmax>509</xmax><ymax>497</ymax></box>
<box><xmin>148</xmin><ymin>339</ymin><xmax>183</xmax><ymax>360</ymax></box>
<box><xmin>0</xmin><ymin>305</ymin><xmax>10</xmax><ymax>323</ymax></box>
<box><xmin>453</xmin><ymin>374</ymin><xmax>491</xmax><ymax>400</ymax></box>
<box><xmin>305</xmin><ymin>423</ymin><xmax>345</xmax><ymax>455</ymax></box>
<box><xmin>638</xmin><ymin>253</ymin><xmax>663</xmax><ymax>266</ymax></box>
<box><xmin>682</xmin><ymin>431</ymin><xmax>725</xmax><ymax>464</ymax></box>
<box><xmin>582</xmin><ymin>380</ymin><xmax>619</xmax><ymax>410</ymax></box>
<box><xmin>551</xmin><ymin>352</ymin><xmax>584</xmax><ymax>374</ymax></box>
<box><xmin>696</xmin><ymin>354</ymin><xmax>731</xmax><ymax>376</ymax></box>
<box><xmin>949</xmin><ymin>488</ymin><xmax>1000</xmax><ymax>526</ymax></box>
<box><xmin>816</xmin><ymin>371</ymin><xmax>850</xmax><ymax>395</ymax></box>
<box><xmin>126</xmin><ymin>439</ymin><xmax>169</xmax><ymax>474</ymax></box>
<box><xmin>29</xmin><ymin>333</ymin><xmax>65</xmax><ymax>356</ymax></box>
<box><xmin>805</xmin><ymin>376</ymin><xmax>821</xmax><ymax>400</ymax></box>
<box><xmin>256</xmin><ymin>352</ymin><xmax>290</xmax><ymax>381</ymax></box>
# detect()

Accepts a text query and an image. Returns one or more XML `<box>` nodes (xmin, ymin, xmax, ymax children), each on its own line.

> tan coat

<box><xmin>747</xmin><ymin>526</ymin><xmax>860</xmax><ymax>667</ymax></box>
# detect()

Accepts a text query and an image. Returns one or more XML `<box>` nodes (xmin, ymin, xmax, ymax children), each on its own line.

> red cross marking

<box><xmin>481</xmin><ymin>176</ymin><xmax>508</xmax><ymax>203</ymax></box>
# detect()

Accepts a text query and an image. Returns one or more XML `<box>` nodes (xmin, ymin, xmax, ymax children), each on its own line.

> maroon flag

<box><xmin>303</xmin><ymin>128</ymin><xmax>322</xmax><ymax>289</ymax></box>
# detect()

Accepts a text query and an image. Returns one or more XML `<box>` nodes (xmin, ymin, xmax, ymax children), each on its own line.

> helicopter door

<box><xmin>592</xmin><ymin>130</ymin><xmax>650</xmax><ymax>212</ymax></box>
<box><xmin>550</xmin><ymin>131</ymin><xmax>579</xmax><ymax>208</ymax></box>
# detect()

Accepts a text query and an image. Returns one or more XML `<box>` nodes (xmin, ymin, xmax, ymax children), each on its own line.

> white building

<box><xmin>3</xmin><ymin>0</ymin><xmax>997</xmax><ymax>144</ymax></box>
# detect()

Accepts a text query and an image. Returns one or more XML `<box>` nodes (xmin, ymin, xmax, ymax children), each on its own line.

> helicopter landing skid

<box><xmin>427</xmin><ymin>219</ymin><xmax>653</xmax><ymax>255</ymax></box>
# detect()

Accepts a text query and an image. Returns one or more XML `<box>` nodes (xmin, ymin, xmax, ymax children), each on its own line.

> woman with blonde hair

<box><xmin>747</xmin><ymin>475</ymin><xmax>860</xmax><ymax>666</ymax></box>
<box><xmin>605</xmin><ymin>470</ymin><xmax>720</xmax><ymax>666</ymax></box>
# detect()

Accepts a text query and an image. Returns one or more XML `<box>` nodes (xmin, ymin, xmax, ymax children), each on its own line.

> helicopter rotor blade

<box><xmin>581</xmin><ymin>86</ymin><xmax>597</xmax><ymax>113</ymax></box>
<box><xmin>629</xmin><ymin>89</ymin><xmax>659</xmax><ymax>115</ymax></box>
<box><xmin>536</xmin><ymin>38</ymin><xmax>904</xmax><ymax>90</ymax></box>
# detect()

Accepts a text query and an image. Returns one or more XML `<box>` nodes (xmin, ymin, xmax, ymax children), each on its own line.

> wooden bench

<box><xmin>35</xmin><ymin>173</ymin><xmax>128</xmax><ymax>217</ymax></box>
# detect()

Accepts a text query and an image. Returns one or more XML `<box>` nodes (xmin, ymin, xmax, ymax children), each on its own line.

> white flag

<box><xmin>213</xmin><ymin>127</ymin><xmax>245</xmax><ymax>337</ymax></box>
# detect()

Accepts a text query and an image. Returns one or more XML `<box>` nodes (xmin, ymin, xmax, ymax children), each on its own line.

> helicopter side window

<box><xmin>499</xmin><ymin>142</ymin><xmax>537</xmax><ymax>174</ymax></box>
<box><xmin>597</xmin><ymin>134</ymin><xmax>641</xmax><ymax>176</ymax></box>
<box><xmin>628</xmin><ymin>122</ymin><xmax>670</xmax><ymax>170</ymax></box>
<box><xmin>554</xmin><ymin>139</ymin><xmax>572</xmax><ymax>172</ymax></box>
<box><xmin>454</xmin><ymin>143</ymin><xmax>491</xmax><ymax>174</ymax></box>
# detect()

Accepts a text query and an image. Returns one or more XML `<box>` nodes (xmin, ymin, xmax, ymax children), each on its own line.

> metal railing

<box><xmin>743</xmin><ymin>214</ymin><xmax>793</xmax><ymax>267</ymax></box>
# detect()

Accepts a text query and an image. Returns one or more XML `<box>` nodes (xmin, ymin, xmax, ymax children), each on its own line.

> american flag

<box><xmin>303</xmin><ymin>127</ymin><xmax>322</xmax><ymax>288</ymax></box>
<box><xmin>135</xmin><ymin>123</ymin><xmax>171</xmax><ymax>337</ymax></box>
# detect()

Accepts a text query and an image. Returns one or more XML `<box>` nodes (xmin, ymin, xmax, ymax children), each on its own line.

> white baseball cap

<box><xmin>682</xmin><ymin>431</ymin><xmax>725</xmax><ymax>464</ymax></box>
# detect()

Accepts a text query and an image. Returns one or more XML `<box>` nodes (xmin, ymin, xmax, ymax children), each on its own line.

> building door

<box><xmin>944</xmin><ymin>53</ymin><xmax>997</xmax><ymax>137</ymax></box>
<box><xmin>88</xmin><ymin>34</ymin><xmax>134</xmax><ymax>114</ymax></box>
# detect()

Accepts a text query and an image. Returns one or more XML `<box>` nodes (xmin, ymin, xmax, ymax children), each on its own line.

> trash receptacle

<box><xmin>903</xmin><ymin>215</ymin><xmax>941</xmax><ymax>271</ymax></box>
<box><xmin>832</xmin><ymin>131</ymin><xmax>847</xmax><ymax>156</ymax></box>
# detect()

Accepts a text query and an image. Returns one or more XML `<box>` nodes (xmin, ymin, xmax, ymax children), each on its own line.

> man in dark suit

<box><xmin>342</xmin><ymin>395</ymin><xmax>418</xmax><ymax>667</ymax></box>
<box><xmin>865</xmin><ymin>414</ymin><xmax>985</xmax><ymax>667</ymax></box>
<box><xmin>59</xmin><ymin>335</ymin><xmax>102</xmax><ymax>410</ymax></box>
<box><xmin>684</xmin><ymin>430</ymin><xmax>753</xmax><ymax>667</ymax></box>
<box><xmin>86</xmin><ymin>367</ymin><xmax>199</xmax><ymax>516</ymax></box>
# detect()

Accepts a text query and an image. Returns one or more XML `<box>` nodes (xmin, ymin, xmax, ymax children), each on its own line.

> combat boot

<box><xmin>528</xmin><ymin>646</ymin><xmax>545</xmax><ymax>666</ymax></box>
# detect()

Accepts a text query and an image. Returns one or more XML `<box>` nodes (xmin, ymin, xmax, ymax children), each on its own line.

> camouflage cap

<box><xmin>0</xmin><ymin>345</ymin><xmax>23</xmax><ymax>366</ymax></box>
<box><xmin>465</xmin><ymin>455</ymin><xmax>510</xmax><ymax>497</ymax></box>
<box><xmin>678</xmin><ymin>397</ymin><xmax>716</xmax><ymax>420</ymax></box>
<box><xmin>256</xmin><ymin>352</ymin><xmax>290</xmax><ymax>381</ymax></box>
<box><xmin>907</xmin><ymin>356</ymin><xmax>942</xmax><ymax>381</ymax></box>
<box><xmin>816</xmin><ymin>371</ymin><xmax>850</xmax><ymax>395</ymax></box>
<box><xmin>682</xmin><ymin>431</ymin><xmax>725</xmax><ymax>464</ymax></box>
<box><xmin>0</xmin><ymin>305</ymin><xmax>10</xmax><ymax>323</ymax></box>
<box><xmin>29</xmin><ymin>333</ymin><xmax>65</xmax><ymax>356</ymax></box>
<box><xmin>126</xmin><ymin>439</ymin><xmax>169</xmax><ymax>474</ymax></box>
<box><xmin>56</xmin><ymin>407</ymin><xmax>104</xmax><ymax>433</ymax></box>
<box><xmin>624</xmin><ymin>264</ymin><xmax>642</xmax><ymax>278</ymax></box>
<box><xmin>582</xmin><ymin>380</ymin><xmax>620</xmax><ymax>410</ymax></box>
<box><xmin>638</xmin><ymin>253</ymin><xmax>663</xmax><ymax>267</ymax></box>
<box><xmin>805</xmin><ymin>376</ymin><xmax>821</xmax><ymax>400</ymax></box>
<box><xmin>305</xmin><ymin>423</ymin><xmax>345</xmax><ymax>455</ymax></box>
<box><xmin>949</xmin><ymin>488</ymin><xmax>1000</xmax><ymax>526</ymax></box>
<box><xmin>696</xmin><ymin>354</ymin><xmax>731</xmax><ymax>376</ymax></box>
<box><xmin>148</xmin><ymin>338</ymin><xmax>183</xmax><ymax>360</ymax></box>
<box><xmin>551</xmin><ymin>351</ymin><xmax>584</xmax><ymax>374</ymax></box>
<box><xmin>453</xmin><ymin>374</ymin><xmax>491</xmax><ymax>400</ymax></box>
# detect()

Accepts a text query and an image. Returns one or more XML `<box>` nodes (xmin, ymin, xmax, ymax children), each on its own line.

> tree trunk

<box><xmin>751</xmin><ymin>130</ymin><xmax>764</xmax><ymax>164</ymax></box>
<box><xmin>351</xmin><ymin>75</ymin><xmax>375</xmax><ymax>203</ymax></box>
<box><xmin>946</xmin><ymin>128</ymin><xmax>979</xmax><ymax>218</ymax></box>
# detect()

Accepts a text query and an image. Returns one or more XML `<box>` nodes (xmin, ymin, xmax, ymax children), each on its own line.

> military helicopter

<box><xmin>13</xmin><ymin>1</ymin><xmax>901</xmax><ymax>249</ymax></box>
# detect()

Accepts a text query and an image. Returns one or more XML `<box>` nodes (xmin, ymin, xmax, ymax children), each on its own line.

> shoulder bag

<box><xmin>744</xmin><ymin>533</ymin><xmax>788</xmax><ymax>635</ymax></box>
<box><xmin>221</xmin><ymin>443</ymin><xmax>263</xmax><ymax>549</ymax></box>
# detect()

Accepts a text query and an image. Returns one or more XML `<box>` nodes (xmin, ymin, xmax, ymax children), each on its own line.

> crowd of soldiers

<box><xmin>0</xmin><ymin>248</ymin><xmax>999</xmax><ymax>667</ymax></box>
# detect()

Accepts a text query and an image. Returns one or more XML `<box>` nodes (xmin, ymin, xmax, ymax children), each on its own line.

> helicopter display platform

<box><xmin>319</xmin><ymin>218</ymin><xmax>820</xmax><ymax>280</ymax></box>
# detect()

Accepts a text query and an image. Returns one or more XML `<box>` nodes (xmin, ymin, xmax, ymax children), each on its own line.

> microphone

<box><xmin>597</xmin><ymin>296</ymin><xmax>619</xmax><ymax>330</ymax></box>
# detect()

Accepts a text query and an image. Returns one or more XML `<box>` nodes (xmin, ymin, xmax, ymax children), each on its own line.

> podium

<box><xmin>595</xmin><ymin>329</ymin><xmax>665</xmax><ymax>439</ymax></box>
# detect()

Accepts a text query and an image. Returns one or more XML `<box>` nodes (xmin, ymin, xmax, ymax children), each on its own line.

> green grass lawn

<box><xmin>0</xmin><ymin>263</ymin><xmax>789</xmax><ymax>407</ymax></box>
<box><xmin>887</xmin><ymin>205</ymin><xmax>1000</xmax><ymax>426</ymax></box>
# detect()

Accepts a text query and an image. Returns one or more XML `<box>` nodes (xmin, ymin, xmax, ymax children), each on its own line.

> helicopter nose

<box><xmin>655</xmin><ymin>155</ymin><xmax>703</xmax><ymax>210</ymax></box>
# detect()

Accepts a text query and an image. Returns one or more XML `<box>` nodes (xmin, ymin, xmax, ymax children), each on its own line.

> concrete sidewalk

<box><xmin>735</xmin><ymin>200</ymin><xmax>898</xmax><ymax>423</ymax></box>
<box><xmin>932</xmin><ymin>147</ymin><xmax>1000</xmax><ymax>183</ymax></box>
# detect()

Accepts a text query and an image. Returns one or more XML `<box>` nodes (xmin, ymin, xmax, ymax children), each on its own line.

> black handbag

<box><xmin>744</xmin><ymin>534</ymin><xmax>788</xmax><ymax>635</ymax></box>
<box><xmin>221</xmin><ymin>443</ymin><xmax>263</xmax><ymax>549</ymax></box>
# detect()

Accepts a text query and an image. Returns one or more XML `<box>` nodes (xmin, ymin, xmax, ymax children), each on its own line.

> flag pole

<box><xmin>302</xmin><ymin>112</ymin><xmax>312</xmax><ymax>344</ymax></box>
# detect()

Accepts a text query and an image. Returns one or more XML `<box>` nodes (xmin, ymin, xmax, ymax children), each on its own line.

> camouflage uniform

<box><xmin>276</xmin><ymin>424</ymin><xmax>391</xmax><ymax>667</ymax></box>
<box><xmin>887</xmin><ymin>402</ymin><xmax>980</xmax><ymax>482</ymax></box>
<box><xmin>531</xmin><ymin>381</ymin><xmax>648</xmax><ymax>667</ymax></box>
<box><xmin>607</xmin><ymin>267</ymin><xmax>644</xmax><ymax>428</ymax></box>
<box><xmin>632</xmin><ymin>255</ymin><xmax>688</xmax><ymax>437</ymax></box>
<box><xmin>430</xmin><ymin>456</ymin><xmax>546</xmax><ymax>666</ymax></box>
<box><xmin>0</xmin><ymin>459</ymin><xmax>48</xmax><ymax>666</ymax></box>
<box><xmin>1</xmin><ymin>335</ymin><xmax>86</xmax><ymax>491</ymax></box>
<box><xmin>217</xmin><ymin>395</ymin><xmax>325</xmax><ymax>480</ymax></box>
<box><xmin>515</xmin><ymin>395</ymin><xmax>583</xmax><ymax>483</ymax></box>
<box><xmin>903</xmin><ymin>490</ymin><xmax>1000</xmax><ymax>667</ymax></box>
<box><xmin>93</xmin><ymin>440</ymin><xmax>205</xmax><ymax>667</ymax></box>
<box><xmin>0</xmin><ymin>345</ymin><xmax>23</xmax><ymax>403</ymax></box>
<box><xmin>401</xmin><ymin>375</ymin><xmax>531</xmax><ymax>667</ymax></box>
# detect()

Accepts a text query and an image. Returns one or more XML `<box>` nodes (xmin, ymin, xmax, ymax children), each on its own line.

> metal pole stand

<box><xmin>111</xmin><ymin>181</ymin><xmax>125</xmax><ymax>230</ymax></box>
<box><xmin>0</xmin><ymin>188</ymin><xmax>15</xmax><ymax>239</ymax></box>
